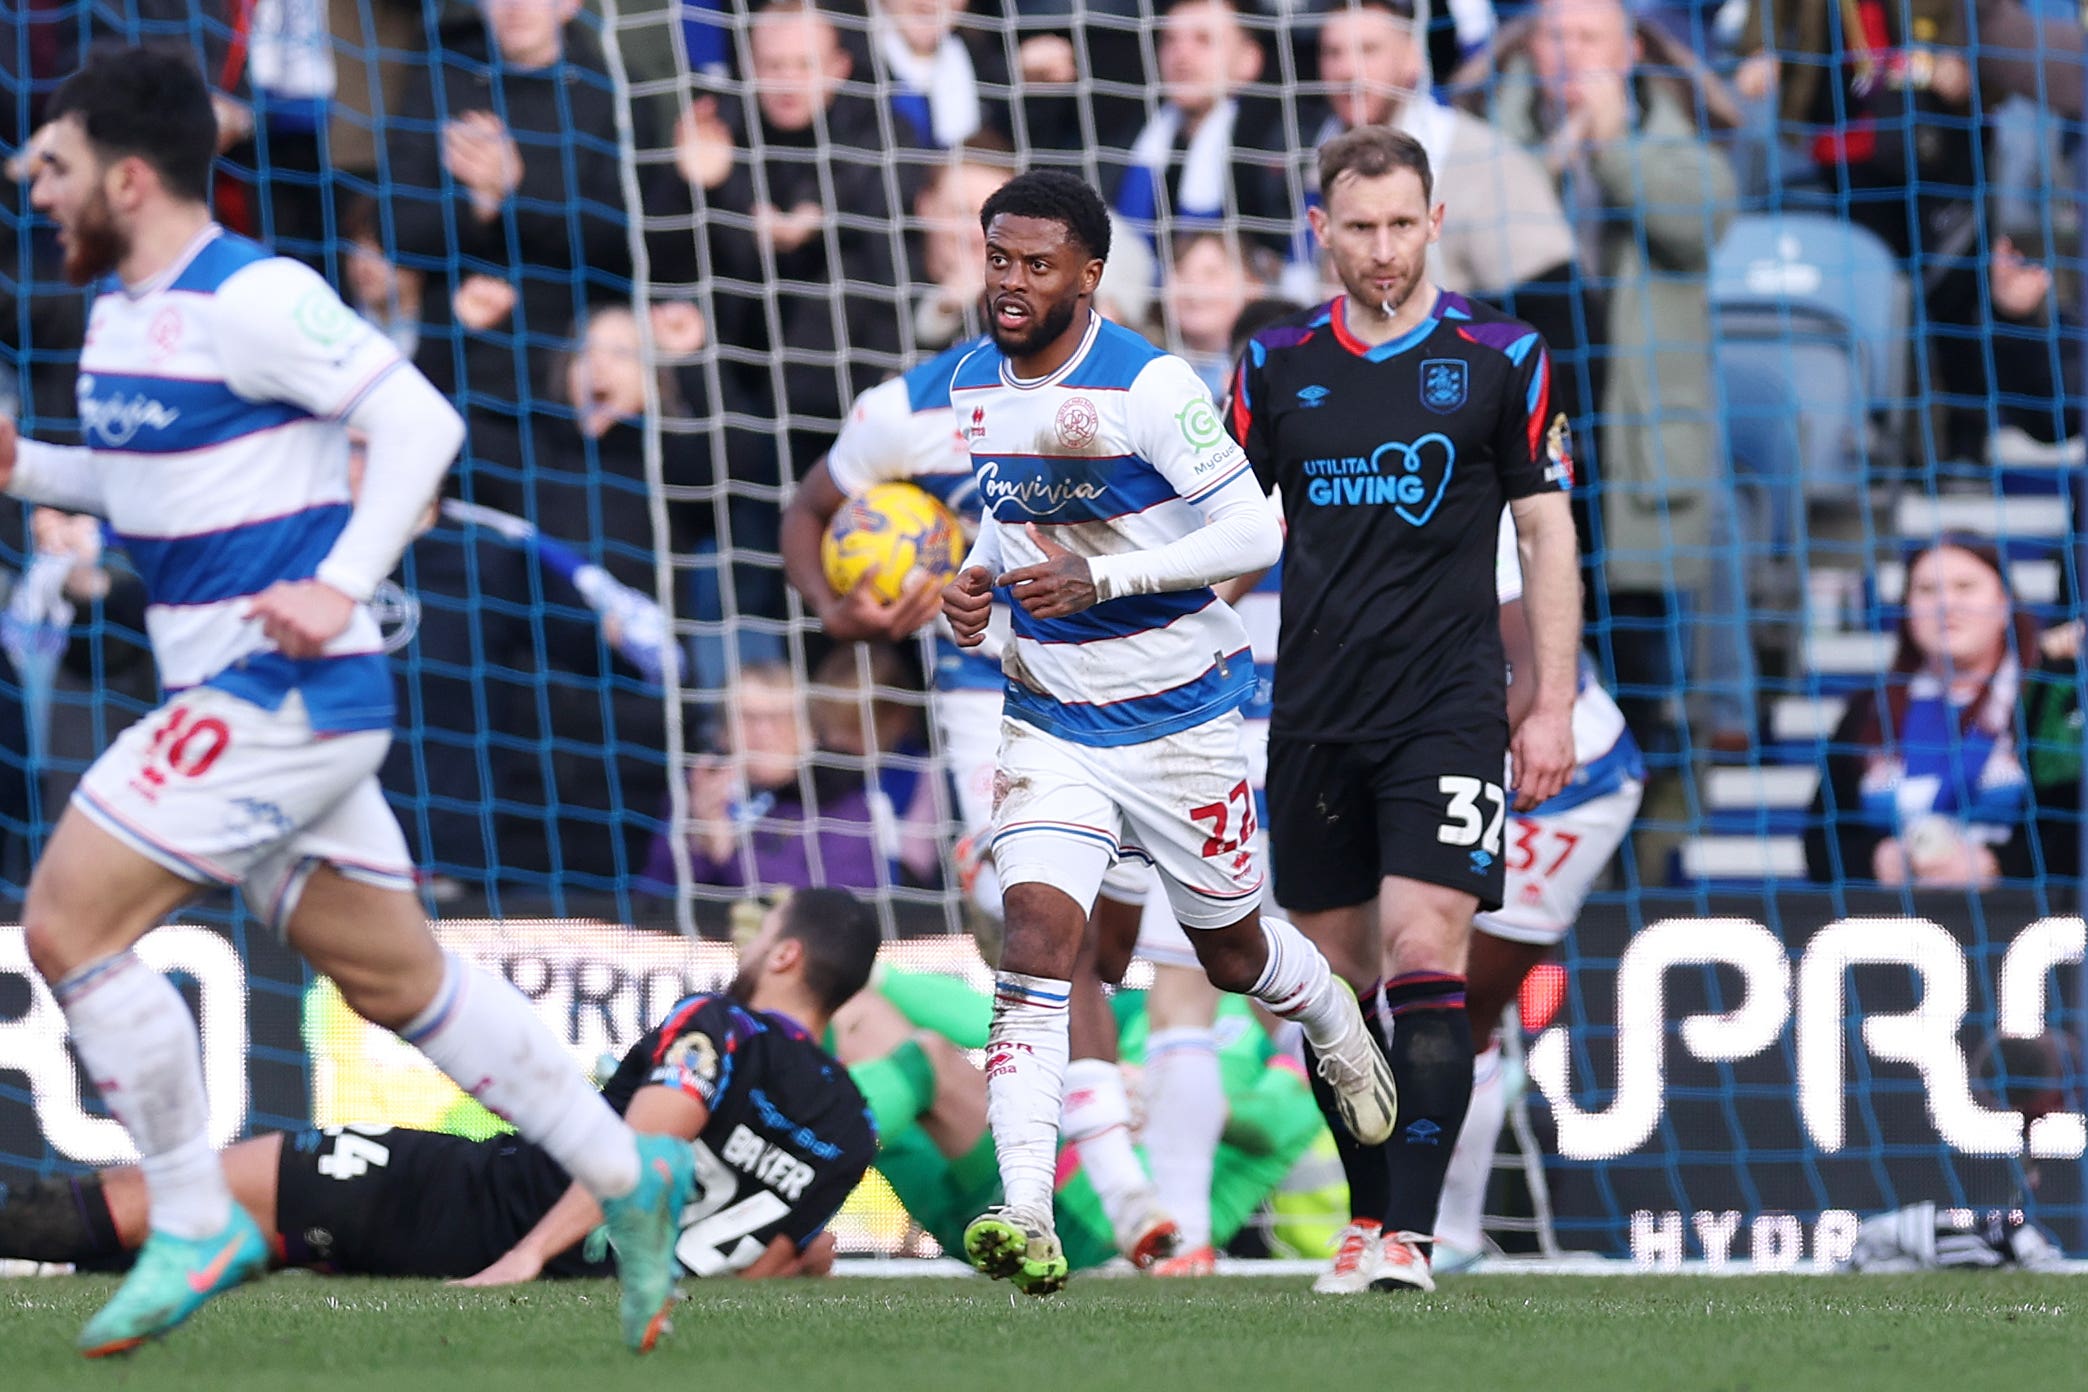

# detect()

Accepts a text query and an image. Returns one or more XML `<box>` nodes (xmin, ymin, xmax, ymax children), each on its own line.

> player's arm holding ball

<box><xmin>783</xmin><ymin>461</ymin><xmax>934</xmax><ymax>641</ymax></box>
<box><xmin>781</xmin><ymin>376</ymin><xmax>946</xmax><ymax>643</ymax></box>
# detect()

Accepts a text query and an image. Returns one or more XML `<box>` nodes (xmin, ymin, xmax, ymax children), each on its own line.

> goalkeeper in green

<box><xmin>834</xmin><ymin>967</ymin><xmax>1326</xmax><ymax>1268</ymax></box>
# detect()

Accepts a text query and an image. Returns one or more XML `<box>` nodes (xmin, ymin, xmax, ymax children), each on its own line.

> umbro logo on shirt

<box><xmin>1296</xmin><ymin>384</ymin><xmax>1330</xmax><ymax>408</ymax></box>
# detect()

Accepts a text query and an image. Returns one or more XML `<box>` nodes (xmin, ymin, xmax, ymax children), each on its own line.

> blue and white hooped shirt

<box><xmin>953</xmin><ymin>315</ymin><xmax>1259</xmax><ymax>748</ymax></box>
<box><xmin>77</xmin><ymin>223</ymin><xmax>404</xmax><ymax>731</ymax></box>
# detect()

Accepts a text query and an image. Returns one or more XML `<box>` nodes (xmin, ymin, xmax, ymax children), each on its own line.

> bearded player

<box><xmin>1</xmin><ymin>46</ymin><xmax>690</xmax><ymax>1354</ymax></box>
<box><xmin>1230</xmin><ymin>126</ymin><xmax>1580</xmax><ymax>1293</ymax></box>
<box><xmin>939</xmin><ymin>170</ymin><xmax>1394</xmax><ymax>1295</ymax></box>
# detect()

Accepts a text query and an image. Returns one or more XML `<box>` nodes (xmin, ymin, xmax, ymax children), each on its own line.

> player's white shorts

<box><xmin>73</xmin><ymin>687</ymin><xmax>416</xmax><ymax>931</ymax></box>
<box><xmin>1474</xmin><ymin>780</ymin><xmax>1642</xmax><ymax>946</ymax></box>
<box><xmin>988</xmin><ymin>712</ymin><xmax>1264</xmax><ymax>931</ymax></box>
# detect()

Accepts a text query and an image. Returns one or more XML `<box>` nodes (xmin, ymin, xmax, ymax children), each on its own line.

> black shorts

<box><xmin>1266</xmin><ymin>722</ymin><xmax>1510</xmax><ymax>913</ymax></box>
<box><xmin>274</xmin><ymin>1125</ymin><xmax>596</xmax><ymax>1278</ymax></box>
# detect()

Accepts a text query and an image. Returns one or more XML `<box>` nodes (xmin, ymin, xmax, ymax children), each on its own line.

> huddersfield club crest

<box><xmin>1420</xmin><ymin>359</ymin><xmax>1467</xmax><ymax>413</ymax></box>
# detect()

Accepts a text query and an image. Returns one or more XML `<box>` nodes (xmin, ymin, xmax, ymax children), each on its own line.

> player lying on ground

<box><xmin>939</xmin><ymin>169</ymin><xmax>1394</xmax><ymax>1296</ymax></box>
<box><xmin>0</xmin><ymin>891</ymin><xmax>880</xmax><ymax>1284</ymax></box>
<box><xmin>0</xmin><ymin>46</ymin><xmax>692</xmax><ymax>1356</ymax></box>
<box><xmin>829</xmin><ymin>966</ymin><xmax>1324</xmax><ymax>1270</ymax></box>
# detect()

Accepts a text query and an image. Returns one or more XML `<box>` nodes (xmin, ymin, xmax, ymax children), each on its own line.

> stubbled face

<box><xmin>30</xmin><ymin>117</ymin><xmax>126</xmax><ymax>286</ymax></box>
<box><xmin>1167</xmin><ymin>235</ymin><xmax>1255</xmax><ymax>353</ymax></box>
<box><xmin>1158</xmin><ymin>1</ymin><xmax>1261</xmax><ymax>118</ymax></box>
<box><xmin>1310</xmin><ymin>166</ymin><xmax>1439</xmax><ymax>317</ymax></box>
<box><xmin>566</xmin><ymin>308</ymin><xmax>647</xmax><ymax>437</ymax></box>
<box><xmin>1906</xmin><ymin>545</ymin><xmax>2012</xmax><ymax>674</ymax></box>
<box><xmin>984</xmin><ymin>213</ymin><xmax>1098</xmax><ymax>359</ymax></box>
<box><xmin>751</xmin><ymin>11</ymin><xmax>850</xmax><ymax>132</ymax></box>
<box><xmin>1531</xmin><ymin>0</ymin><xmax>1637</xmax><ymax>111</ymax></box>
<box><xmin>1318</xmin><ymin>8</ymin><xmax>1423</xmax><ymax>131</ymax></box>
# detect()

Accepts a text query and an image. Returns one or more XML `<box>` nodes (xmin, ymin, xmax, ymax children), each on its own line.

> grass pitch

<box><xmin>2</xmin><ymin>1273</ymin><xmax>2077</xmax><ymax>1392</ymax></box>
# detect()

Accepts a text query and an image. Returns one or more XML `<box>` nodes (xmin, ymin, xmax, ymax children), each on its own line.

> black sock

<box><xmin>1378</xmin><ymin>972</ymin><xmax>1475</xmax><ymax>1244</ymax></box>
<box><xmin>1302</xmin><ymin>979</ymin><xmax>1394</xmax><ymax>1226</ymax></box>
<box><xmin>0</xmin><ymin>1175</ymin><xmax>127</xmax><ymax>1265</ymax></box>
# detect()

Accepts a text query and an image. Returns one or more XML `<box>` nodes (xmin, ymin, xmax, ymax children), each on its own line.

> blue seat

<box><xmin>1719</xmin><ymin>347</ymin><xmax>1806</xmax><ymax>549</ymax></box>
<box><xmin>1711</xmin><ymin>214</ymin><xmax>1910</xmax><ymax>495</ymax></box>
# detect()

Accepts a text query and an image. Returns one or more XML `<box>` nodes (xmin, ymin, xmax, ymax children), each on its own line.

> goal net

<box><xmin>0</xmin><ymin>0</ymin><xmax>2082</xmax><ymax>1269</ymax></box>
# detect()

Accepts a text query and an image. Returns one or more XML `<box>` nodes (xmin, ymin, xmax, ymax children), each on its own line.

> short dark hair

<box><xmin>1317</xmin><ymin>124</ymin><xmax>1433</xmax><ymax>206</ymax></box>
<box><xmin>776</xmin><ymin>887</ymin><xmax>880</xmax><ymax>1014</ymax></box>
<box><xmin>979</xmin><ymin>170</ymin><xmax>1111</xmax><ymax>264</ymax></box>
<box><xmin>47</xmin><ymin>44</ymin><xmax>217</xmax><ymax>204</ymax></box>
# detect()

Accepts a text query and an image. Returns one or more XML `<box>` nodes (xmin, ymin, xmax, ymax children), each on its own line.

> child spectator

<box><xmin>647</xmin><ymin>655</ymin><xmax>940</xmax><ymax>894</ymax></box>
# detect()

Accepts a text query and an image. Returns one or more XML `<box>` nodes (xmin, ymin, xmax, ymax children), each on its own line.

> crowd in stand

<box><xmin>0</xmin><ymin>0</ymin><xmax>2082</xmax><ymax>911</ymax></box>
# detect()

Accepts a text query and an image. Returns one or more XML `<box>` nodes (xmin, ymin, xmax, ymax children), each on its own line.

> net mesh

<box><xmin>0</xmin><ymin>0</ymin><xmax>2082</xmax><ymax>1264</ymax></box>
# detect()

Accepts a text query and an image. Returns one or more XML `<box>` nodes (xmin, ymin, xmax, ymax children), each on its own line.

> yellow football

<box><xmin>822</xmin><ymin>482</ymin><xmax>966</xmax><ymax>602</ymax></box>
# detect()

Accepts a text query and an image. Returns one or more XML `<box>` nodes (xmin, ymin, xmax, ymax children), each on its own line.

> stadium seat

<box><xmin>1892</xmin><ymin>493</ymin><xmax>2075</xmax><ymax>561</ymax></box>
<box><xmin>1674</xmin><ymin>834</ymin><xmax>1809</xmax><ymax>884</ymax></box>
<box><xmin>1710</xmin><ymin>214</ymin><xmax>1910</xmax><ymax>494</ymax></box>
<box><xmin>1768</xmin><ymin>693</ymin><xmax>1847</xmax><ymax>748</ymax></box>
<box><xmin>1720</xmin><ymin>349</ymin><xmax>1806</xmax><ymax>552</ymax></box>
<box><xmin>1704</xmin><ymin>765</ymin><xmax>1819</xmax><ymax>836</ymax></box>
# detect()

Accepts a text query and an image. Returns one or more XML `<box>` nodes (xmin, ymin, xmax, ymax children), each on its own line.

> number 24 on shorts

<box><xmin>1437</xmin><ymin>776</ymin><xmax>1505</xmax><ymax>856</ymax></box>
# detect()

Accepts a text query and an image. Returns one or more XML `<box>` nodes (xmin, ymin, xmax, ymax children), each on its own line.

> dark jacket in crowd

<box><xmin>385</xmin><ymin>19</ymin><xmax>637</xmax><ymax>412</ymax></box>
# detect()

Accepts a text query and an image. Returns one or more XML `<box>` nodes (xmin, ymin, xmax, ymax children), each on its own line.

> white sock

<box><xmin>1061</xmin><ymin>1057</ymin><xmax>1154</xmax><ymax>1243</ymax></box>
<box><xmin>56</xmin><ymin>951</ymin><xmax>232</xmax><ymax>1239</ymax></box>
<box><xmin>1438</xmin><ymin>1041</ymin><xmax>1507</xmax><ymax>1253</ymax></box>
<box><xmin>1247</xmin><ymin>915</ymin><xmax>1347</xmax><ymax>1048</ymax></box>
<box><xmin>402</xmin><ymin>953</ymin><xmax>639</xmax><ymax>1199</ymax></box>
<box><xmin>1143</xmin><ymin>1027</ymin><xmax>1223</xmax><ymax>1250</ymax></box>
<box><xmin>985</xmin><ymin>971</ymin><xmax>1071</xmax><ymax>1217</ymax></box>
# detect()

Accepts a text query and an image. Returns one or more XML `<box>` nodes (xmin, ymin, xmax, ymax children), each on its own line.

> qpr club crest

<box><xmin>1419</xmin><ymin>358</ymin><xmax>1467</xmax><ymax>414</ymax></box>
<box><xmin>1055</xmin><ymin>395</ymin><xmax>1099</xmax><ymax>450</ymax></box>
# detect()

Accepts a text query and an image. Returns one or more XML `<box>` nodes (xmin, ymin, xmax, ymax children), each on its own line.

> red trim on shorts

<box><xmin>73</xmin><ymin>787</ymin><xmax>239</xmax><ymax>885</ymax></box>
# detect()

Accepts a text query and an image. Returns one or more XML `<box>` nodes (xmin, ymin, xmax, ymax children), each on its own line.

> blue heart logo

<box><xmin>1371</xmin><ymin>433</ymin><xmax>1457</xmax><ymax>527</ymax></box>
